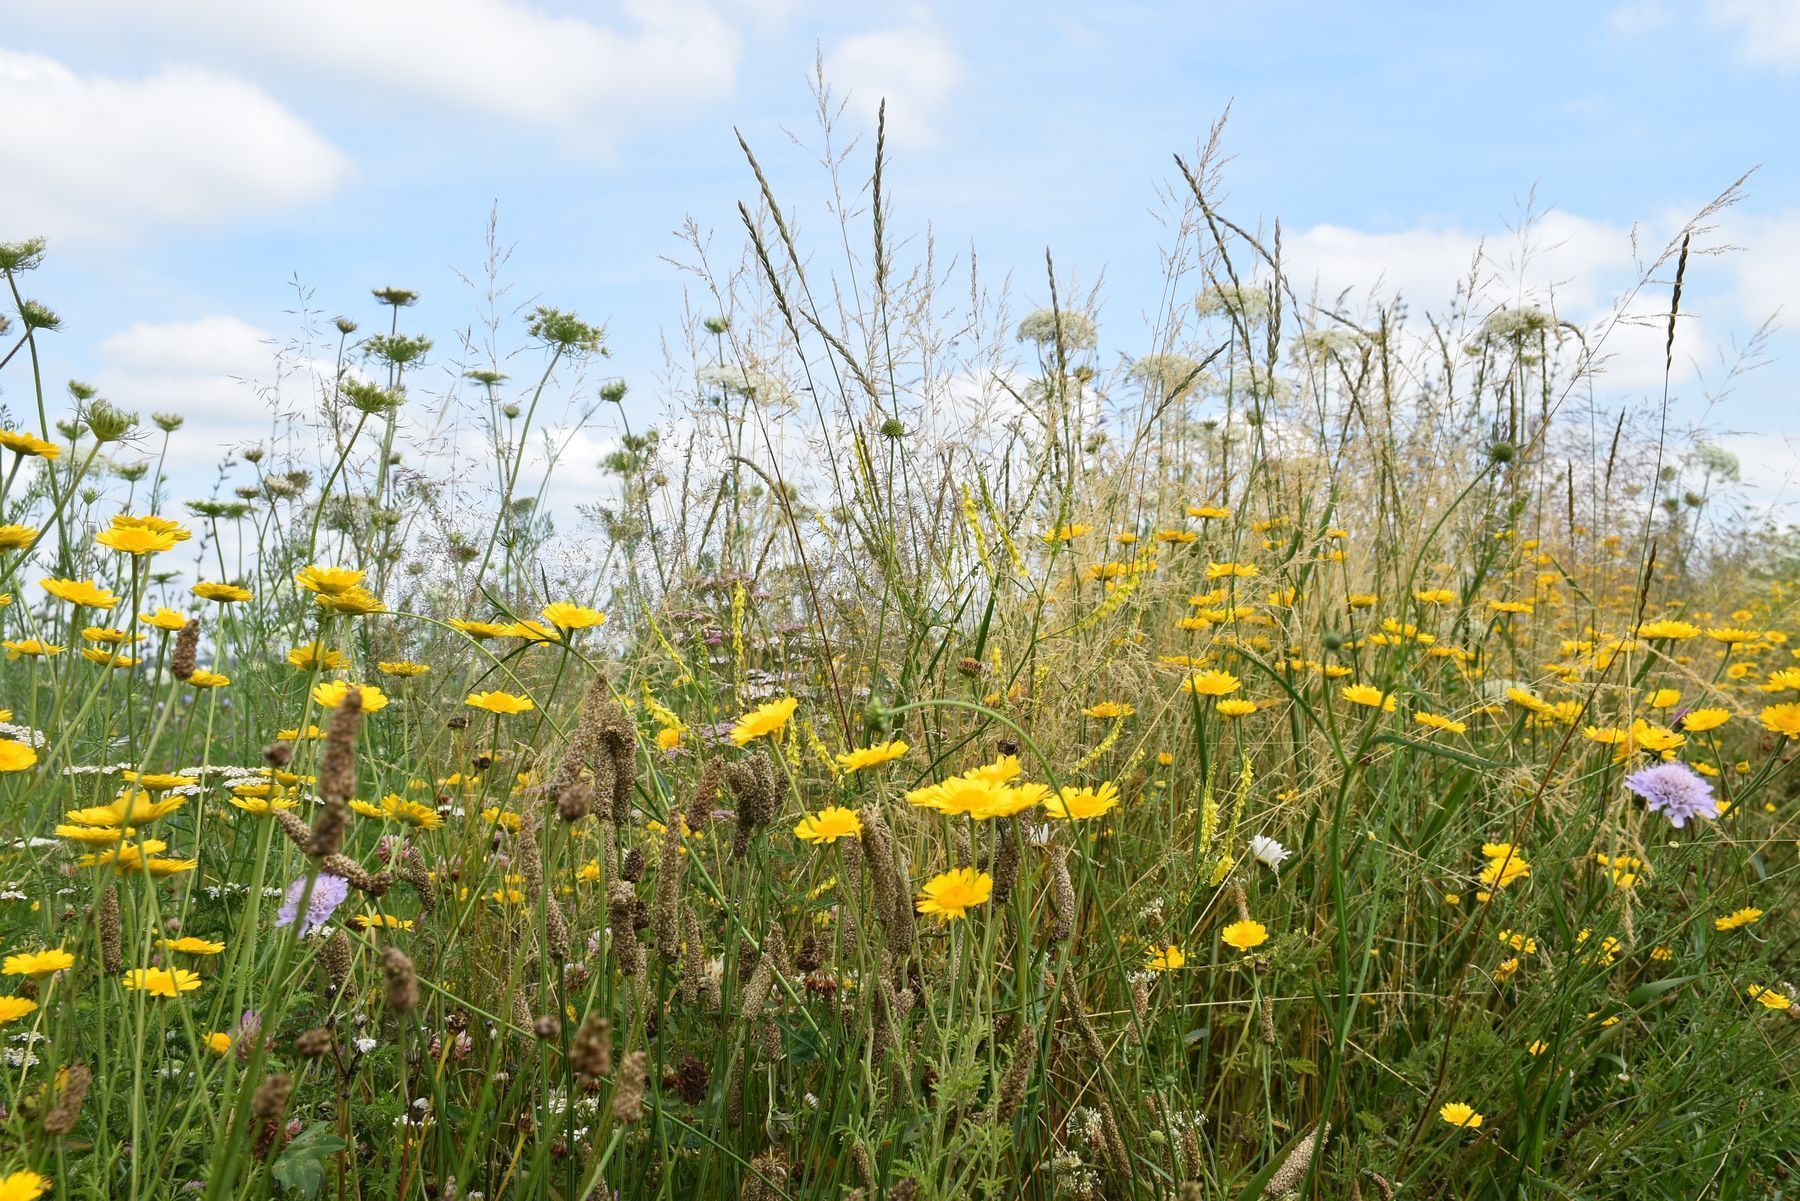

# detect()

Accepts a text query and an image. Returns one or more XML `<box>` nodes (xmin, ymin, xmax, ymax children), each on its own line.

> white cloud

<box><xmin>1716</xmin><ymin>210</ymin><xmax>1800</xmax><ymax>320</ymax></box>
<box><xmin>823</xmin><ymin>25</ymin><xmax>962</xmax><ymax>148</ymax></box>
<box><xmin>1707</xmin><ymin>0</ymin><xmax>1800</xmax><ymax>66</ymax></box>
<box><xmin>18</xmin><ymin>0</ymin><xmax>742</xmax><ymax>140</ymax></box>
<box><xmin>0</xmin><ymin>50</ymin><xmax>351</xmax><ymax>245</ymax></box>
<box><xmin>93</xmin><ymin>316</ymin><xmax>316</xmax><ymax>463</ymax></box>
<box><xmin>1282</xmin><ymin>210</ymin><xmax>1636</xmax><ymax>318</ymax></box>
<box><xmin>1713</xmin><ymin>430</ymin><xmax>1800</xmax><ymax>505</ymax></box>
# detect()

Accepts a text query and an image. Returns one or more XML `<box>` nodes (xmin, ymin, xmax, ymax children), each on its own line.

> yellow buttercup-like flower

<box><xmin>122</xmin><ymin>967</ymin><xmax>203</xmax><ymax>997</ymax></box>
<box><xmin>95</xmin><ymin>524</ymin><xmax>177</xmax><ymax>555</ymax></box>
<box><xmin>295</xmin><ymin>564</ymin><xmax>366</xmax><ymax>595</ymax></box>
<box><xmin>1221</xmin><ymin>919</ymin><xmax>1269</xmax><ymax>952</ymax></box>
<box><xmin>1414</xmin><ymin>711</ymin><xmax>1468</xmax><ymax>735</ymax></box>
<box><xmin>112</xmin><ymin>514</ymin><xmax>190</xmax><ymax>542</ymax></box>
<box><xmin>313</xmin><ymin>681</ymin><xmax>390</xmax><ymax>713</ymax></box>
<box><xmin>915</xmin><ymin>868</ymin><xmax>993</xmax><ymax>921</ymax></box>
<box><xmin>1044</xmin><ymin>781</ymin><xmax>1120</xmax><ymax>820</ymax></box>
<box><xmin>0</xmin><ymin>741</ymin><xmax>39</xmax><ymax>773</ymax></box>
<box><xmin>730</xmin><ymin>696</ymin><xmax>798</xmax><ymax>745</ymax></box>
<box><xmin>1082</xmin><ymin>701</ymin><xmax>1135</xmax><ymax>719</ymax></box>
<box><xmin>543</xmin><ymin>601</ymin><xmax>606</xmax><ymax>630</ymax></box>
<box><xmin>314</xmin><ymin>586</ymin><xmax>387</xmax><ymax>615</ymax></box>
<box><xmin>65</xmin><ymin>791</ymin><xmax>186</xmax><ymax>828</ymax></box>
<box><xmin>794</xmin><ymin>806</ymin><xmax>863</xmax><ymax>844</ymax></box>
<box><xmin>2</xmin><ymin>947</ymin><xmax>74</xmax><ymax>978</ymax></box>
<box><xmin>0</xmin><ymin>997</ymin><xmax>40</xmax><ymax>1026</ymax></box>
<box><xmin>1145</xmin><ymin>944</ymin><xmax>1187</xmax><ymax>971</ymax></box>
<box><xmin>834</xmin><ymin>740</ymin><xmax>908</xmax><ymax>772</ymax></box>
<box><xmin>159</xmin><ymin>937</ymin><xmax>225</xmax><ymax>955</ymax></box>
<box><xmin>0</xmin><ymin>429</ymin><xmax>62</xmax><ymax>459</ymax></box>
<box><xmin>1714</xmin><ymin>907</ymin><xmax>1763</xmax><ymax>931</ymax></box>
<box><xmin>0</xmin><ymin>523</ymin><xmax>38</xmax><ymax>549</ymax></box>
<box><xmin>1438</xmin><ymin>1102</ymin><xmax>1484</xmax><ymax>1129</ymax></box>
<box><xmin>139</xmin><ymin>607</ymin><xmax>189</xmax><ymax>631</ymax></box>
<box><xmin>449</xmin><ymin>617</ymin><xmax>511</xmax><ymax>639</ymax></box>
<box><xmin>193</xmin><ymin>581</ymin><xmax>253</xmax><ymax>603</ymax></box>
<box><xmin>288</xmin><ymin>642</ymin><xmax>348</xmax><ymax>671</ymax></box>
<box><xmin>1760</xmin><ymin>703</ymin><xmax>1800</xmax><ymax>738</ymax></box>
<box><xmin>1181</xmin><ymin>670</ymin><xmax>1241</xmax><ymax>697</ymax></box>
<box><xmin>41</xmin><ymin>577</ymin><xmax>119</xmax><ymax>609</ymax></box>
<box><xmin>1341</xmin><ymin>684</ymin><xmax>1396</xmax><ymax>711</ymax></box>
<box><xmin>3</xmin><ymin>639</ymin><xmax>64</xmax><ymax>659</ymax></box>
<box><xmin>466</xmin><ymin>690</ymin><xmax>535</xmax><ymax>715</ymax></box>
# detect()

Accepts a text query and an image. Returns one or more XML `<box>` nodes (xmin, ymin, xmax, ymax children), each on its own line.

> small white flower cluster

<box><xmin>1195</xmin><ymin>283</ymin><xmax>1272</xmax><ymax>324</ymax></box>
<box><xmin>1016</xmin><ymin>308</ymin><xmax>1098</xmax><ymax>350</ymax></box>
<box><xmin>202</xmin><ymin>883</ymin><xmax>285</xmax><ymax>901</ymax></box>
<box><xmin>1293</xmin><ymin>328</ymin><xmax>1368</xmax><ymax>362</ymax></box>
<box><xmin>696</xmin><ymin>364</ymin><xmax>794</xmax><ymax>409</ymax></box>
<box><xmin>1476</xmin><ymin>304</ymin><xmax>1555</xmax><ymax>342</ymax></box>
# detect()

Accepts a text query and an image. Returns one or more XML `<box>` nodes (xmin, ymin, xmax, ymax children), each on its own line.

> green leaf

<box><xmin>1624</xmin><ymin>974</ymin><xmax>1701</xmax><ymax>1008</ymax></box>
<box><xmin>272</xmin><ymin>1122</ymin><xmax>348</xmax><ymax>1198</ymax></box>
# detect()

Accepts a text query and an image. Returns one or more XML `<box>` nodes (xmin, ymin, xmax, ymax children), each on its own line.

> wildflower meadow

<box><xmin>0</xmin><ymin>114</ymin><xmax>1796</xmax><ymax>1201</ymax></box>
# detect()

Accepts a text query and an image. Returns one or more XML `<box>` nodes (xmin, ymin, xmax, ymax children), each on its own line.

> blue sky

<box><xmin>2</xmin><ymin>0</ymin><xmax>1796</xmax><ymax>509</ymax></box>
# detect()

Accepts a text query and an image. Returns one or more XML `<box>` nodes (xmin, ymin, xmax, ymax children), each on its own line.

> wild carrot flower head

<box><xmin>1623</xmin><ymin>760</ymin><xmax>1718</xmax><ymax>829</ymax></box>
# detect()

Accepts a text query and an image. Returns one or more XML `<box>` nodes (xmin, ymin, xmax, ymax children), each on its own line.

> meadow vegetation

<box><xmin>0</xmin><ymin>114</ymin><xmax>1795</xmax><ymax>1199</ymax></box>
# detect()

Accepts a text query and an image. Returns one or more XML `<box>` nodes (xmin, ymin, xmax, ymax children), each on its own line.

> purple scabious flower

<box><xmin>276</xmin><ymin>872</ymin><xmax>349</xmax><ymax>936</ymax></box>
<box><xmin>1624</xmin><ymin>760</ymin><xmax>1719</xmax><ymax>829</ymax></box>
